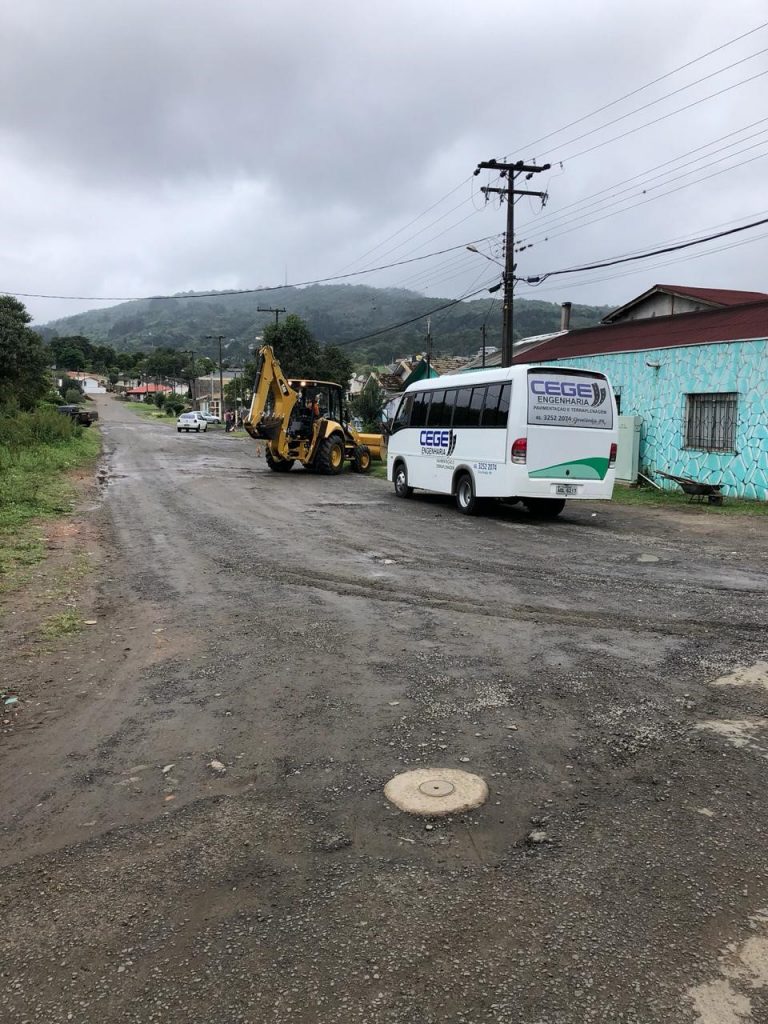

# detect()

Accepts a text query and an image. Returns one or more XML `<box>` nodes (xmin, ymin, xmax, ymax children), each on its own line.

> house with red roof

<box><xmin>125</xmin><ymin>383</ymin><xmax>174</xmax><ymax>401</ymax></box>
<box><xmin>515</xmin><ymin>285</ymin><xmax>768</xmax><ymax>500</ymax></box>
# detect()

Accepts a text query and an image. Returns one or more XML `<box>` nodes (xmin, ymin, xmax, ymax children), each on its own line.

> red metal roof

<box><xmin>653</xmin><ymin>284</ymin><xmax>768</xmax><ymax>306</ymax></box>
<box><xmin>602</xmin><ymin>283</ymin><xmax>768</xmax><ymax>323</ymax></box>
<box><xmin>520</xmin><ymin>299</ymin><xmax>768</xmax><ymax>362</ymax></box>
<box><xmin>126</xmin><ymin>383</ymin><xmax>173</xmax><ymax>394</ymax></box>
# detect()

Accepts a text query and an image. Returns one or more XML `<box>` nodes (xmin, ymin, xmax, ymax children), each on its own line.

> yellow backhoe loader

<box><xmin>243</xmin><ymin>345</ymin><xmax>384</xmax><ymax>474</ymax></box>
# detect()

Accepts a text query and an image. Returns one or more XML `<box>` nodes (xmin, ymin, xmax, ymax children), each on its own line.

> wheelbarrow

<box><xmin>657</xmin><ymin>471</ymin><xmax>724</xmax><ymax>505</ymax></box>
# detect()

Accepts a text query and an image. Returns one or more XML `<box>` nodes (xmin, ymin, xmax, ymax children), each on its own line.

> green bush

<box><xmin>59</xmin><ymin>377</ymin><xmax>83</xmax><ymax>401</ymax></box>
<box><xmin>165</xmin><ymin>397</ymin><xmax>186</xmax><ymax>417</ymax></box>
<box><xmin>63</xmin><ymin>388</ymin><xmax>83</xmax><ymax>404</ymax></box>
<box><xmin>0</xmin><ymin>405</ymin><xmax>79</xmax><ymax>452</ymax></box>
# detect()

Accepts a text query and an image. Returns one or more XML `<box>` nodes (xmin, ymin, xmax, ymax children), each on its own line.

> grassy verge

<box><xmin>369</xmin><ymin>461</ymin><xmax>388</xmax><ymax>480</ymax></box>
<box><xmin>122</xmin><ymin>401</ymin><xmax>176</xmax><ymax>424</ymax></box>
<box><xmin>612</xmin><ymin>482</ymin><xmax>768</xmax><ymax>516</ymax></box>
<box><xmin>0</xmin><ymin>413</ymin><xmax>101</xmax><ymax>592</ymax></box>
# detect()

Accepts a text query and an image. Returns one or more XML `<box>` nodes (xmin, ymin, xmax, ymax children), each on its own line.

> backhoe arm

<box><xmin>243</xmin><ymin>345</ymin><xmax>299</xmax><ymax>458</ymax></box>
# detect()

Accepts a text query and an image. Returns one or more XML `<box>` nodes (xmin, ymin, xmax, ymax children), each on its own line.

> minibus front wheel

<box><xmin>393</xmin><ymin>461</ymin><xmax>413</xmax><ymax>499</ymax></box>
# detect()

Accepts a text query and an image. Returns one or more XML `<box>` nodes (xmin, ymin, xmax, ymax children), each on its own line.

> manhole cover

<box><xmin>418</xmin><ymin>779</ymin><xmax>455</xmax><ymax>797</ymax></box>
<box><xmin>384</xmin><ymin>768</ymin><xmax>488</xmax><ymax>817</ymax></box>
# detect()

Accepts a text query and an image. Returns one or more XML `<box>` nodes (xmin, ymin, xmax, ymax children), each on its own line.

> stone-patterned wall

<box><xmin>543</xmin><ymin>340</ymin><xmax>768</xmax><ymax>500</ymax></box>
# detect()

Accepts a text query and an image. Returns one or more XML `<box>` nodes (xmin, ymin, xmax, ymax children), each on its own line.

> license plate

<box><xmin>556</xmin><ymin>484</ymin><xmax>579</xmax><ymax>496</ymax></box>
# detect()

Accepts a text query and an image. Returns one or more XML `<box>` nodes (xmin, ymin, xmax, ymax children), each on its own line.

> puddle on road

<box><xmin>711</xmin><ymin>662</ymin><xmax>768</xmax><ymax>692</ymax></box>
<box><xmin>695</xmin><ymin>719</ymin><xmax>768</xmax><ymax>757</ymax></box>
<box><xmin>685</xmin><ymin>909</ymin><xmax>768</xmax><ymax>1023</ymax></box>
<box><xmin>314</xmin><ymin>500</ymin><xmax>388</xmax><ymax>508</ymax></box>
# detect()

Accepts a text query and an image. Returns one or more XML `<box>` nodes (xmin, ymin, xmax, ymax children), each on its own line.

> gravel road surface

<box><xmin>2</xmin><ymin>395</ymin><xmax>768</xmax><ymax>1023</ymax></box>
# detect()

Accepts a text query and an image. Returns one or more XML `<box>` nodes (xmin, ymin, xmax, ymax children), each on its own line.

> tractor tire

<box><xmin>314</xmin><ymin>436</ymin><xmax>345</xmax><ymax>475</ymax></box>
<box><xmin>351</xmin><ymin>444</ymin><xmax>372</xmax><ymax>473</ymax></box>
<box><xmin>265</xmin><ymin>449</ymin><xmax>295</xmax><ymax>472</ymax></box>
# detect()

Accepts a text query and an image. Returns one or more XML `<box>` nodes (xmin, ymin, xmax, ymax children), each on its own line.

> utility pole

<box><xmin>481</xmin><ymin>323</ymin><xmax>487</xmax><ymax>368</ymax></box>
<box><xmin>182</xmin><ymin>350</ymin><xmax>197</xmax><ymax>408</ymax></box>
<box><xmin>474</xmin><ymin>159</ymin><xmax>550</xmax><ymax>366</ymax></box>
<box><xmin>425</xmin><ymin>317</ymin><xmax>432</xmax><ymax>378</ymax></box>
<box><xmin>257</xmin><ymin>306</ymin><xmax>286</xmax><ymax>326</ymax></box>
<box><xmin>206</xmin><ymin>335</ymin><xmax>226</xmax><ymax>419</ymax></box>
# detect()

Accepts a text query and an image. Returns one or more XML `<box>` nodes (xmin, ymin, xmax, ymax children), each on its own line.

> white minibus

<box><xmin>386</xmin><ymin>364</ymin><xmax>618</xmax><ymax>516</ymax></box>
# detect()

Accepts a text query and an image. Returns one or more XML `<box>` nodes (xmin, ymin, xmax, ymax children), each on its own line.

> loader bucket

<box><xmin>357</xmin><ymin>433</ymin><xmax>386</xmax><ymax>461</ymax></box>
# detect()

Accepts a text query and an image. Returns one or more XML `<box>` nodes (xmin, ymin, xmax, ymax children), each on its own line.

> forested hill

<box><xmin>39</xmin><ymin>285</ymin><xmax>611</xmax><ymax>365</ymax></box>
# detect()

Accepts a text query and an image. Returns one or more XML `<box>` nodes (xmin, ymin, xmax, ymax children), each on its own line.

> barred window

<box><xmin>685</xmin><ymin>393</ymin><xmax>737</xmax><ymax>452</ymax></box>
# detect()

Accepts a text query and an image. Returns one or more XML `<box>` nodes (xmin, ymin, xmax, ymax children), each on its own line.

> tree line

<box><xmin>39</xmin><ymin>284</ymin><xmax>610</xmax><ymax>366</ymax></box>
<box><xmin>1</xmin><ymin>296</ymin><xmax>356</xmax><ymax>413</ymax></box>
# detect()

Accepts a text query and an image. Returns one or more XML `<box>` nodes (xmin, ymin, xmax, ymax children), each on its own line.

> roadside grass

<box><xmin>612</xmin><ymin>483</ymin><xmax>768</xmax><ymax>516</ymax></box>
<box><xmin>0</xmin><ymin>411</ymin><xmax>101</xmax><ymax>592</ymax></box>
<box><xmin>369</xmin><ymin>461</ymin><xmax>388</xmax><ymax>480</ymax></box>
<box><xmin>124</xmin><ymin>401</ymin><xmax>232</xmax><ymax>432</ymax></box>
<box><xmin>42</xmin><ymin>608</ymin><xmax>85</xmax><ymax>638</ymax></box>
<box><xmin>122</xmin><ymin>401</ymin><xmax>175</xmax><ymax>424</ymax></box>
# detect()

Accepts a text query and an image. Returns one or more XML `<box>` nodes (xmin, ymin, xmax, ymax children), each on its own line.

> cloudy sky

<box><xmin>2</xmin><ymin>0</ymin><xmax>768</xmax><ymax>325</ymax></box>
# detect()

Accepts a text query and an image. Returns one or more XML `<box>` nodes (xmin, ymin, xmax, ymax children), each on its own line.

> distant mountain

<box><xmin>38</xmin><ymin>284</ymin><xmax>611</xmax><ymax>365</ymax></box>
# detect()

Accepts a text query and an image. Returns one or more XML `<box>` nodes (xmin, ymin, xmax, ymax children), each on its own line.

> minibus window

<box><xmin>427</xmin><ymin>390</ymin><xmax>447</xmax><ymax>426</ymax></box>
<box><xmin>481</xmin><ymin>384</ymin><xmax>500</xmax><ymax>426</ymax></box>
<box><xmin>467</xmin><ymin>386</ymin><xmax>486</xmax><ymax>427</ymax></box>
<box><xmin>443</xmin><ymin>389</ymin><xmax>458</xmax><ymax>426</ymax></box>
<box><xmin>410</xmin><ymin>392</ymin><xmax>431</xmax><ymax>428</ymax></box>
<box><xmin>391</xmin><ymin>393</ymin><xmax>413</xmax><ymax>433</ymax></box>
<box><xmin>452</xmin><ymin>387</ymin><xmax>472</xmax><ymax>427</ymax></box>
<box><xmin>497</xmin><ymin>383</ymin><xmax>511</xmax><ymax>423</ymax></box>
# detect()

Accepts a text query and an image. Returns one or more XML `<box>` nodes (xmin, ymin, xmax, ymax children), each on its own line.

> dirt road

<box><xmin>2</xmin><ymin>395</ymin><xmax>768</xmax><ymax>1023</ymax></box>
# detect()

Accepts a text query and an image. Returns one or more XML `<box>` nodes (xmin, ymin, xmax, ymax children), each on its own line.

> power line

<box><xmin>518</xmin><ymin>146</ymin><xmax>768</xmax><ymax>253</ymax></box>
<box><xmin>556</xmin><ymin>66</ymin><xmax>768</xmax><ymax>165</ymax></box>
<box><xmin>1</xmin><ymin>234</ymin><xmax>501</xmax><ymax>303</ymax></box>
<box><xmin>516</xmin><ymin>116</ymin><xmax>768</xmax><ymax>239</ymax></box>
<box><xmin>535</xmin><ymin>44</ymin><xmax>768</xmax><ymax>162</ymax></box>
<box><xmin>348</xmin><ymin>43</ymin><xmax>768</xmax><ymax>299</ymax></box>
<box><xmin>518</xmin><ymin>133</ymin><xmax>768</xmax><ymax>248</ymax></box>
<box><xmin>332</xmin><ymin>177</ymin><xmax>474</xmax><ymax>274</ymax></box>
<box><xmin>338</xmin><ymin>22</ymin><xmax>768</xmax><ymax>283</ymax></box>
<box><xmin>508</xmin><ymin>20</ymin><xmax>768</xmax><ymax>158</ymax></box>
<box><xmin>336</xmin><ymin>281</ymin><xmax>499</xmax><ymax>347</ymax></box>
<box><xmin>524</xmin><ymin>214</ymin><xmax>768</xmax><ymax>285</ymax></box>
<box><xmin>516</xmin><ymin>226</ymin><xmax>768</xmax><ymax>299</ymax></box>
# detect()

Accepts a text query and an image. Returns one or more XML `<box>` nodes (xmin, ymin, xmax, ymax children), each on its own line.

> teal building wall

<box><xmin>542</xmin><ymin>339</ymin><xmax>768</xmax><ymax>500</ymax></box>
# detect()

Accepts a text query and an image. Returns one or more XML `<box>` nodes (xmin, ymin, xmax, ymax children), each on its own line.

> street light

<box><xmin>466</xmin><ymin>244</ymin><xmax>504</xmax><ymax>268</ymax></box>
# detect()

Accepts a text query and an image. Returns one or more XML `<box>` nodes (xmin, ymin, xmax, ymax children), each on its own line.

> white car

<box><xmin>177</xmin><ymin>412</ymin><xmax>208</xmax><ymax>433</ymax></box>
<box><xmin>198</xmin><ymin>412</ymin><xmax>221</xmax><ymax>424</ymax></box>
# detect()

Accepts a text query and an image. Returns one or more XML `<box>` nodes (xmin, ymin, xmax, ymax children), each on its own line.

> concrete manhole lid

<box><xmin>384</xmin><ymin>768</ymin><xmax>489</xmax><ymax>816</ymax></box>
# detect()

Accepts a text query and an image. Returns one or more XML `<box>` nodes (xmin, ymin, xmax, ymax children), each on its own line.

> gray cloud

<box><xmin>1</xmin><ymin>0</ymin><xmax>767</xmax><ymax>324</ymax></box>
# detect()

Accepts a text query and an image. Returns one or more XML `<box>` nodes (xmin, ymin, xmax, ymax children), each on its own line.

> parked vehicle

<box><xmin>177</xmin><ymin>412</ymin><xmax>208</xmax><ymax>433</ymax></box>
<box><xmin>198</xmin><ymin>412</ymin><xmax>221</xmax><ymax>424</ymax></box>
<box><xmin>387</xmin><ymin>364</ymin><xmax>618</xmax><ymax>517</ymax></box>
<box><xmin>243</xmin><ymin>345</ymin><xmax>383</xmax><ymax>473</ymax></box>
<box><xmin>57</xmin><ymin>404</ymin><xmax>99</xmax><ymax>427</ymax></box>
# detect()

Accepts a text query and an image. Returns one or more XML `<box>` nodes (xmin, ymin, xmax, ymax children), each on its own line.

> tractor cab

<box><xmin>287</xmin><ymin>379</ymin><xmax>345</xmax><ymax>438</ymax></box>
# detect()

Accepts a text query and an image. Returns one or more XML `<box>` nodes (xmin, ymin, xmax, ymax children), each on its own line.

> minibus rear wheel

<box><xmin>525</xmin><ymin>498</ymin><xmax>565</xmax><ymax>518</ymax></box>
<box><xmin>455</xmin><ymin>472</ymin><xmax>478</xmax><ymax>515</ymax></box>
